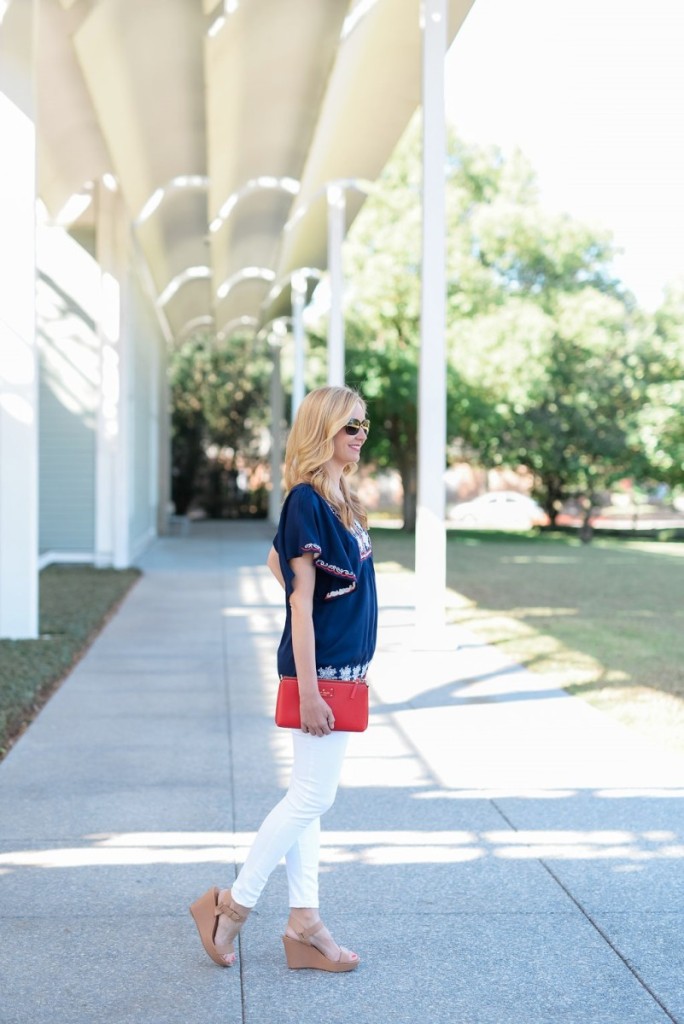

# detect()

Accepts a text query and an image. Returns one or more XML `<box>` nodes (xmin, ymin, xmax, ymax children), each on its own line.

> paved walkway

<box><xmin>1</xmin><ymin>521</ymin><xmax>683</xmax><ymax>1024</ymax></box>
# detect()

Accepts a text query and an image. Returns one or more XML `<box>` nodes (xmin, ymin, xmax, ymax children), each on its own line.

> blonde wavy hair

<box><xmin>283</xmin><ymin>386</ymin><xmax>368</xmax><ymax>530</ymax></box>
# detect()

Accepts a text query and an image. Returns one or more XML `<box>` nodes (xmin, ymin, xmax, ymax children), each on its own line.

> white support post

<box><xmin>268</xmin><ymin>334</ymin><xmax>284</xmax><ymax>525</ymax></box>
<box><xmin>291</xmin><ymin>272</ymin><xmax>307</xmax><ymax>417</ymax></box>
<box><xmin>148</xmin><ymin>329</ymin><xmax>160</xmax><ymax>532</ymax></box>
<box><xmin>156</xmin><ymin>343</ymin><xmax>171</xmax><ymax>535</ymax></box>
<box><xmin>0</xmin><ymin>0</ymin><xmax>39</xmax><ymax>638</ymax></box>
<box><xmin>95</xmin><ymin>185</ymin><xmax>121</xmax><ymax>566</ymax></box>
<box><xmin>94</xmin><ymin>185</ymin><xmax>131</xmax><ymax>568</ymax></box>
<box><xmin>327</xmin><ymin>184</ymin><xmax>346</xmax><ymax>387</ymax></box>
<box><xmin>415</xmin><ymin>0</ymin><xmax>447</xmax><ymax>642</ymax></box>
<box><xmin>113</xmin><ymin>272</ymin><xmax>132</xmax><ymax>569</ymax></box>
<box><xmin>94</xmin><ymin>188</ymin><xmax>117</xmax><ymax>566</ymax></box>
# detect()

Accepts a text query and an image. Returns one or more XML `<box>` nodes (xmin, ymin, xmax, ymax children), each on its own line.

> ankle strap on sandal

<box><xmin>293</xmin><ymin>921</ymin><xmax>324</xmax><ymax>941</ymax></box>
<box><xmin>216</xmin><ymin>899</ymin><xmax>247</xmax><ymax>923</ymax></box>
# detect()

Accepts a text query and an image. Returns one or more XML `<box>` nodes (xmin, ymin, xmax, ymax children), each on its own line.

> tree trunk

<box><xmin>579</xmin><ymin>493</ymin><xmax>597</xmax><ymax>544</ymax></box>
<box><xmin>171</xmin><ymin>444</ymin><xmax>203</xmax><ymax>514</ymax></box>
<box><xmin>541</xmin><ymin>475</ymin><xmax>564</xmax><ymax>527</ymax></box>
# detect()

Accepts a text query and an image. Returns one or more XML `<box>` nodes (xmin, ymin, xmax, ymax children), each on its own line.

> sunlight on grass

<box><xmin>501</xmin><ymin>555</ymin><xmax>581</xmax><ymax>565</ymax></box>
<box><xmin>371</xmin><ymin>528</ymin><xmax>684</xmax><ymax>756</ymax></box>
<box><xmin>446</xmin><ymin>600</ymin><xmax>684</xmax><ymax>753</ymax></box>
<box><xmin>602</xmin><ymin>539</ymin><xmax>684</xmax><ymax>559</ymax></box>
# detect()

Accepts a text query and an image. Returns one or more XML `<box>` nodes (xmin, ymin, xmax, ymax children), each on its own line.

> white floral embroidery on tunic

<box><xmin>351</xmin><ymin>520</ymin><xmax>372</xmax><ymax>560</ymax></box>
<box><xmin>324</xmin><ymin>582</ymin><xmax>356</xmax><ymax>600</ymax></box>
<box><xmin>317</xmin><ymin>663</ymin><xmax>368</xmax><ymax>681</ymax></box>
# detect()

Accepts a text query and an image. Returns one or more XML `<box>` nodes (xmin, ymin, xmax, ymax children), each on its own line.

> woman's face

<box><xmin>329</xmin><ymin>400</ymin><xmax>368</xmax><ymax>471</ymax></box>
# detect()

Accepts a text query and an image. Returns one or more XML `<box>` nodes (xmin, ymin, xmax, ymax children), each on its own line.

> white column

<box><xmin>415</xmin><ymin>0</ymin><xmax>447</xmax><ymax>641</ymax></box>
<box><xmin>0</xmin><ymin>0</ymin><xmax>38</xmax><ymax>638</ymax></box>
<box><xmin>268</xmin><ymin>334</ymin><xmax>284</xmax><ymax>525</ymax></box>
<box><xmin>291</xmin><ymin>272</ymin><xmax>307</xmax><ymax>417</ymax></box>
<box><xmin>94</xmin><ymin>185</ymin><xmax>122</xmax><ymax>569</ymax></box>
<box><xmin>148</xmin><ymin>328</ymin><xmax>160</xmax><ymax>531</ymax></box>
<box><xmin>327</xmin><ymin>184</ymin><xmax>346</xmax><ymax>387</ymax></box>
<box><xmin>113</xmin><ymin>267</ymin><xmax>132</xmax><ymax>569</ymax></box>
<box><xmin>94</xmin><ymin>184</ymin><xmax>131</xmax><ymax>568</ymax></box>
<box><xmin>156</xmin><ymin>341</ymin><xmax>171</xmax><ymax>535</ymax></box>
<box><xmin>95</xmin><ymin>184</ymin><xmax>120</xmax><ymax>566</ymax></box>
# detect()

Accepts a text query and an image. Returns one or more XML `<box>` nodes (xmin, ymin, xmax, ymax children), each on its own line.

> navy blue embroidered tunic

<box><xmin>274</xmin><ymin>483</ymin><xmax>378</xmax><ymax>680</ymax></box>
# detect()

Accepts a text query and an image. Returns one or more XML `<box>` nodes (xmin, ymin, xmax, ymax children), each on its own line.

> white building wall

<box><xmin>37</xmin><ymin>225</ymin><xmax>100</xmax><ymax>560</ymax></box>
<box><xmin>0</xmin><ymin>0</ymin><xmax>39</xmax><ymax>638</ymax></box>
<box><xmin>35</xmin><ymin>215</ymin><xmax>166</xmax><ymax>569</ymax></box>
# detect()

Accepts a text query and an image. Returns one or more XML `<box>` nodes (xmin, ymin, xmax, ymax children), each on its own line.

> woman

<box><xmin>190</xmin><ymin>385</ymin><xmax>377</xmax><ymax>972</ymax></box>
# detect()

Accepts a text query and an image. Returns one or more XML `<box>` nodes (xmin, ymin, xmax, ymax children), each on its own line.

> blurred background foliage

<box><xmin>169</xmin><ymin>118</ymin><xmax>683</xmax><ymax>530</ymax></box>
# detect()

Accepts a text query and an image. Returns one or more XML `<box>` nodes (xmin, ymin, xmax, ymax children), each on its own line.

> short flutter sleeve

<box><xmin>274</xmin><ymin>484</ymin><xmax>358</xmax><ymax>601</ymax></box>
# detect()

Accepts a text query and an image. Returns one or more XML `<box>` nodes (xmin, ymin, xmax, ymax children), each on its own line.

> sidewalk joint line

<box><xmin>220</xmin><ymin>550</ymin><xmax>248</xmax><ymax>1024</ymax></box>
<box><xmin>491</xmin><ymin>800</ymin><xmax>681</xmax><ymax>1024</ymax></box>
<box><xmin>540</xmin><ymin>860</ymin><xmax>680</xmax><ymax>1024</ymax></box>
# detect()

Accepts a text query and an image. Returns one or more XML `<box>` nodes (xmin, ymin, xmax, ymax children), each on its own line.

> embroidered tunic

<box><xmin>274</xmin><ymin>483</ymin><xmax>378</xmax><ymax>680</ymax></box>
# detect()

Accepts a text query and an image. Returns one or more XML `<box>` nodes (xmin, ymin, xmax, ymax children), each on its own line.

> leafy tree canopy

<box><xmin>639</xmin><ymin>280</ymin><xmax>684</xmax><ymax>488</ymax></box>
<box><xmin>168</xmin><ymin>333</ymin><xmax>270</xmax><ymax>514</ymax></box>
<box><xmin>340</xmin><ymin>116</ymin><xmax>659</xmax><ymax>526</ymax></box>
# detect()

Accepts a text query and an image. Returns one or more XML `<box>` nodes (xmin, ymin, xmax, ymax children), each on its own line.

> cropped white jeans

<box><xmin>230</xmin><ymin>729</ymin><xmax>349</xmax><ymax>909</ymax></box>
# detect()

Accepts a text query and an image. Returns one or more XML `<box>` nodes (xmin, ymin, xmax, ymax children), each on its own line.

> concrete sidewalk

<box><xmin>1</xmin><ymin>520</ymin><xmax>683</xmax><ymax>1024</ymax></box>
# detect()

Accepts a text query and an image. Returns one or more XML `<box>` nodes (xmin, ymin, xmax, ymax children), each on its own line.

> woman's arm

<box><xmin>289</xmin><ymin>554</ymin><xmax>335</xmax><ymax>736</ymax></box>
<box><xmin>266</xmin><ymin>545</ymin><xmax>285</xmax><ymax>590</ymax></box>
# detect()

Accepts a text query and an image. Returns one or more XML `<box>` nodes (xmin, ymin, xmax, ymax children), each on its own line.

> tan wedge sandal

<box><xmin>282</xmin><ymin>920</ymin><xmax>360</xmax><ymax>973</ymax></box>
<box><xmin>189</xmin><ymin>887</ymin><xmax>248</xmax><ymax>968</ymax></box>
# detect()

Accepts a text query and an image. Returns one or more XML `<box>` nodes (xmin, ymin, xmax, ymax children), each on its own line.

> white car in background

<box><xmin>448</xmin><ymin>491</ymin><xmax>550</xmax><ymax>530</ymax></box>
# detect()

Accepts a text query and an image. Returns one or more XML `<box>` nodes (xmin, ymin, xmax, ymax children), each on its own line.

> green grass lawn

<box><xmin>371</xmin><ymin>527</ymin><xmax>684</xmax><ymax>754</ymax></box>
<box><xmin>0</xmin><ymin>565</ymin><xmax>140</xmax><ymax>758</ymax></box>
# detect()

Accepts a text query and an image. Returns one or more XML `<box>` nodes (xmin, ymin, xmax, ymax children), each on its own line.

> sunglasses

<box><xmin>344</xmin><ymin>418</ymin><xmax>370</xmax><ymax>437</ymax></box>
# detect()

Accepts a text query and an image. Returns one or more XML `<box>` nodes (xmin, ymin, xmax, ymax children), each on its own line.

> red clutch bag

<box><xmin>275</xmin><ymin>676</ymin><xmax>369</xmax><ymax>732</ymax></box>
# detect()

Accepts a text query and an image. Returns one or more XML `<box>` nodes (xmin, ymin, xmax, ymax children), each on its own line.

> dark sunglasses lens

<box><xmin>344</xmin><ymin>419</ymin><xmax>369</xmax><ymax>436</ymax></box>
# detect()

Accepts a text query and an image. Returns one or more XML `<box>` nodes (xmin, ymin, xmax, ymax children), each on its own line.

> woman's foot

<box><xmin>285</xmin><ymin>909</ymin><xmax>359</xmax><ymax>967</ymax></box>
<box><xmin>214</xmin><ymin>889</ymin><xmax>251</xmax><ymax>965</ymax></box>
<box><xmin>189</xmin><ymin>887</ymin><xmax>251</xmax><ymax>968</ymax></box>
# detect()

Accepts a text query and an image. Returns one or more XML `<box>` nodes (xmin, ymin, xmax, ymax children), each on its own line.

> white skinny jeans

<box><xmin>230</xmin><ymin>729</ymin><xmax>349</xmax><ymax>909</ymax></box>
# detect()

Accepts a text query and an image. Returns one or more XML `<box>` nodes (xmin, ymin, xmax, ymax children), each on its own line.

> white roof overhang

<box><xmin>35</xmin><ymin>0</ymin><xmax>475</xmax><ymax>341</ymax></box>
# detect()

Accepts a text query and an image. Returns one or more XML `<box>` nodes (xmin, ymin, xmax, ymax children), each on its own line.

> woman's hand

<box><xmin>288</xmin><ymin>553</ymin><xmax>334</xmax><ymax>736</ymax></box>
<box><xmin>299</xmin><ymin>692</ymin><xmax>335</xmax><ymax>737</ymax></box>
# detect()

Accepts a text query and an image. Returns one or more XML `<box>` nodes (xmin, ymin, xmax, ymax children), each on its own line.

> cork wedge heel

<box><xmin>189</xmin><ymin>887</ymin><xmax>248</xmax><ymax>968</ymax></box>
<box><xmin>282</xmin><ymin>920</ymin><xmax>360</xmax><ymax>972</ymax></box>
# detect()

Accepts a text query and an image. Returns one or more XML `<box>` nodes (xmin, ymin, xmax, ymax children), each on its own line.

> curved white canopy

<box><xmin>37</xmin><ymin>0</ymin><xmax>475</xmax><ymax>339</ymax></box>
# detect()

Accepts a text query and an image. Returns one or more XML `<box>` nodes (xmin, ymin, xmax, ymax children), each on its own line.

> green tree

<box><xmin>445</xmin><ymin>137</ymin><xmax>648</xmax><ymax>525</ymax></box>
<box><xmin>343</xmin><ymin>323</ymin><xmax>490</xmax><ymax>530</ymax></box>
<box><xmin>638</xmin><ymin>281</ymin><xmax>684</xmax><ymax>491</ymax></box>
<box><xmin>342</xmin><ymin>117</ymin><xmax>648</xmax><ymax>527</ymax></box>
<box><xmin>169</xmin><ymin>334</ymin><xmax>270</xmax><ymax>515</ymax></box>
<box><xmin>458</xmin><ymin>288</ymin><xmax>649</xmax><ymax>527</ymax></box>
<box><xmin>478</xmin><ymin>299</ymin><xmax>650</xmax><ymax>529</ymax></box>
<box><xmin>169</xmin><ymin>339</ymin><xmax>207</xmax><ymax>515</ymax></box>
<box><xmin>341</xmin><ymin>122</ymin><xmax>501</xmax><ymax>528</ymax></box>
